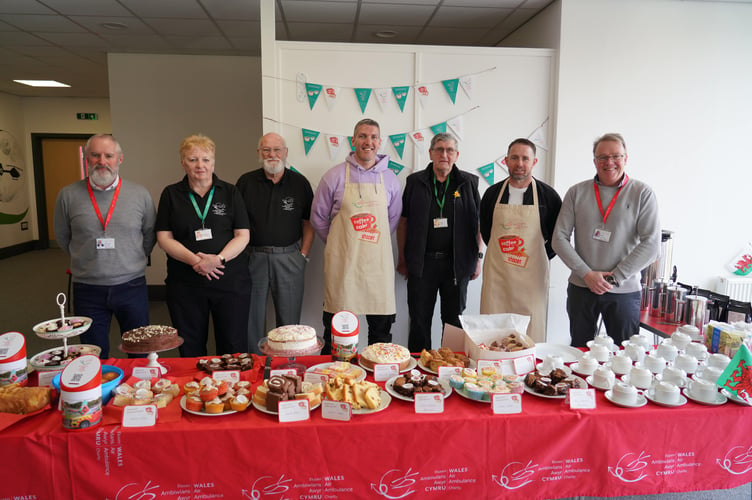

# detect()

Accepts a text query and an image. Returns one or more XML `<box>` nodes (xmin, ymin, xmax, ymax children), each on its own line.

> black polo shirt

<box><xmin>156</xmin><ymin>174</ymin><xmax>250</xmax><ymax>290</ymax></box>
<box><xmin>236</xmin><ymin>167</ymin><xmax>313</xmax><ymax>247</ymax></box>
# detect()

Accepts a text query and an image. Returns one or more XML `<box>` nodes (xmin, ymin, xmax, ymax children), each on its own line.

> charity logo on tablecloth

<box><xmin>717</xmin><ymin>445</ymin><xmax>752</xmax><ymax>475</ymax></box>
<box><xmin>370</xmin><ymin>468</ymin><xmax>418</xmax><ymax>498</ymax></box>
<box><xmin>608</xmin><ymin>451</ymin><xmax>650</xmax><ymax>483</ymax></box>
<box><xmin>492</xmin><ymin>460</ymin><xmax>538</xmax><ymax>490</ymax></box>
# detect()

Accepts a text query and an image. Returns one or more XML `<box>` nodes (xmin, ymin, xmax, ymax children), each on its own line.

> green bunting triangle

<box><xmin>478</xmin><ymin>163</ymin><xmax>494</xmax><ymax>185</ymax></box>
<box><xmin>347</xmin><ymin>136</ymin><xmax>354</xmax><ymax>151</ymax></box>
<box><xmin>430</xmin><ymin>122</ymin><xmax>447</xmax><ymax>136</ymax></box>
<box><xmin>389</xmin><ymin>133</ymin><xmax>406</xmax><ymax>159</ymax></box>
<box><xmin>289</xmin><ymin>165</ymin><xmax>300</xmax><ymax>174</ymax></box>
<box><xmin>354</xmin><ymin>88</ymin><xmax>372</xmax><ymax>113</ymax></box>
<box><xmin>305</xmin><ymin>83</ymin><xmax>322</xmax><ymax>110</ymax></box>
<box><xmin>392</xmin><ymin>86</ymin><xmax>409</xmax><ymax>112</ymax></box>
<box><xmin>302</xmin><ymin>128</ymin><xmax>320</xmax><ymax>156</ymax></box>
<box><xmin>388</xmin><ymin>161</ymin><xmax>405</xmax><ymax>176</ymax></box>
<box><xmin>442</xmin><ymin>78</ymin><xmax>460</xmax><ymax>104</ymax></box>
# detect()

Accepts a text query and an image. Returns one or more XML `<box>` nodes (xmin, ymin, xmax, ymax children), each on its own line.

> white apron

<box><xmin>324</xmin><ymin>167</ymin><xmax>396</xmax><ymax>315</ymax></box>
<box><xmin>480</xmin><ymin>178</ymin><xmax>550</xmax><ymax>342</ymax></box>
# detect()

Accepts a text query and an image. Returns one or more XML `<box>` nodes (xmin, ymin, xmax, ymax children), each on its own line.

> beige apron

<box><xmin>480</xmin><ymin>178</ymin><xmax>549</xmax><ymax>342</ymax></box>
<box><xmin>324</xmin><ymin>166</ymin><xmax>396</xmax><ymax>315</ymax></box>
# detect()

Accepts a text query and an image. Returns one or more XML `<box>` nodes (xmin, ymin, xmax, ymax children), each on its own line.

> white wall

<box><xmin>107</xmin><ymin>53</ymin><xmax>263</xmax><ymax>284</ymax></box>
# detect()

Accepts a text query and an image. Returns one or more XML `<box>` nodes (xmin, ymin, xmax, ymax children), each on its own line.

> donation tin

<box><xmin>0</xmin><ymin>331</ymin><xmax>28</xmax><ymax>387</ymax></box>
<box><xmin>331</xmin><ymin>311</ymin><xmax>359</xmax><ymax>362</ymax></box>
<box><xmin>60</xmin><ymin>354</ymin><xmax>102</xmax><ymax>431</ymax></box>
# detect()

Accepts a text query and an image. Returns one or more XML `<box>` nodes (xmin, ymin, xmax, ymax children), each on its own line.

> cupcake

<box><xmin>230</xmin><ymin>394</ymin><xmax>250</xmax><ymax>412</ymax></box>
<box><xmin>184</xmin><ymin>381</ymin><xmax>200</xmax><ymax>395</ymax></box>
<box><xmin>199</xmin><ymin>385</ymin><xmax>219</xmax><ymax>402</ymax></box>
<box><xmin>204</xmin><ymin>398</ymin><xmax>224</xmax><ymax>414</ymax></box>
<box><xmin>462</xmin><ymin>368</ymin><xmax>477</xmax><ymax>379</ymax></box>
<box><xmin>448</xmin><ymin>374</ymin><xmax>465</xmax><ymax>390</ymax></box>
<box><xmin>464</xmin><ymin>382</ymin><xmax>485</xmax><ymax>401</ymax></box>
<box><xmin>185</xmin><ymin>395</ymin><xmax>204</xmax><ymax>412</ymax></box>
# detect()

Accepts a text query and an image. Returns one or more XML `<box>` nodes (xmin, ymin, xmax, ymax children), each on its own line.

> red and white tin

<box><xmin>0</xmin><ymin>331</ymin><xmax>28</xmax><ymax>387</ymax></box>
<box><xmin>331</xmin><ymin>311</ymin><xmax>359</xmax><ymax>362</ymax></box>
<box><xmin>60</xmin><ymin>354</ymin><xmax>102</xmax><ymax>431</ymax></box>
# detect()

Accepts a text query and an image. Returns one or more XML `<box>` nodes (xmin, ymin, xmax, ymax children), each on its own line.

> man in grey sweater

<box><xmin>54</xmin><ymin>134</ymin><xmax>156</xmax><ymax>358</ymax></box>
<box><xmin>552</xmin><ymin>133</ymin><xmax>660</xmax><ymax>346</ymax></box>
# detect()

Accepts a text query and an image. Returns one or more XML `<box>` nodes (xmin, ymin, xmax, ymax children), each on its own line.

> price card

<box><xmin>322</xmin><ymin>400</ymin><xmax>351</xmax><ymax>421</ymax></box>
<box><xmin>513</xmin><ymin>355</ymin><xmax>536</xmax><ymax>375</ymax></box>
<box><xmin>37</xmin><ymin>370</ymin><xmax>61</xmax><ymax>387</ymax></box>
<box><xmin>270</xmin><ymin>368</ymin><xmax>297</xmax><ymax>378</ymax></box>
<box><xmin>477</xmin><ymin>360</ymin><xmax>503</xmax><ymax>375</ymax></box>
<box><xmin>212</xmin><ymin>370</ymin><xmax>240</xmax><ymax>384</ymax></box>
<box><xmin>437</xmin><ymin>366</ymin><xmax>462</xmax><ymax>379</ymax></box>
<box><xmin>374</xmin><ymin>363</ymin><xmax>399</xmax><ymax>381</ymax></box>
<box><xmin>568</xmin><ymin>388</ymin><xmax>596</xmax><ymax>409</ymax></box>
<box><xmin>492</xmin><ymin>393</ymin><xmax>522</xmax><ymax>414</ymax></box>
<box><xmin>414</xmin><ymin>393</ymin><xmax>444</xmax><ymax>414</ymax></box>
<box><xmin>133</xmin><ymin>367</ymin><xmax>161</xmax><ymax>380</ymax></box>
<box><xmin>122</xmin><ymin>404</ymin><xmax>158</xmax><ymax>427</ymax></box>
<box><xmin>278</xmin><ymin>399</ymin><xmax>310</xmax><ymax>422</ymax></box>
<box><xmin>304</xmin><ymin>372</ymin><xmax>328</xmax><ymax>386</ymax></box>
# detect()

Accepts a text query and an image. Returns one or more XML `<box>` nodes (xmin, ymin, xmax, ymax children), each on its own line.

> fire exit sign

<box><xmin>76</xmin><ymin>112</ymin><xmax>98</xmax><ymax>120</ymax></box>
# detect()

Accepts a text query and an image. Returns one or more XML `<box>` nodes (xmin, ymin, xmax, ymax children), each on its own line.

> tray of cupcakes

<box><xmin>180</xmin><ymin>377</ymin><xmax>252</xmax><ymax>415</ymax></box>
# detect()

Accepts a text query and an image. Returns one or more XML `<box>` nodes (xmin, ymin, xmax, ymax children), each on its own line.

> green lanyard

<box><xmin>189</xmin><ymin>186</ymin><xmax>215</xmax><ymax>229</ymax></box>
<box><xmin>432</xmin><ymin>174</ymin><xmax>448</xmax><ymax>218</ymax></box>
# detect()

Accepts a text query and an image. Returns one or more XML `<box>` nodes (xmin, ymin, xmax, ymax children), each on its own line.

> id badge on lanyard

<box><xmin>592</xmin><ymin>176</ymin><xmax>628</xmax><ymax>244</ymax></box>
<box><xmin>87</xmin><ymin>179</ymin><xmax>120</xmax><ymax>250</ymax></box>
<box><xmin>190</xmin><ymin>187</ymin><xmax>215</xmax><ymax>242</ymax></box>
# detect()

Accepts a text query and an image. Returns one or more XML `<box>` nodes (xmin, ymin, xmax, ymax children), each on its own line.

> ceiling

<box><xmin>0</xmin><ymin>0</ymin><xmax>558</xmax><ymax>98</ymax></box>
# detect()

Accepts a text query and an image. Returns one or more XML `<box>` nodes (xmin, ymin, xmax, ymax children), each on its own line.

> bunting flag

<box><xmin>347</xmin><ymin>136</ymin><xmax>354</xmax><ymax>152</ymax></box>
<box><xmin>717</xmin><ymin>343</ymin><xmax>752</xmax><ymax>404</ymax></box>
<box><xmin>389</xmin><ymin>133</ymin><xmax>407</xmax><ymax>159</ymax></box>
<box><xmin>528</xmin><ymin>117</ymin><xmax>550</xmax><ymax>150</ymax></box>
<box><xmin>442</xmin><ymin>78</ymin><xmax>460</xmax><ymax>104</ymax></box>
<box><xmin>354</xmin><ymin>88</ymin><xmax>372</xmax><ymax>113</ymax></box>
<box><xmin>495</xmin><ymin>156</ymin><xmax>508</xmax><ymax>173</ymax></box>
<box><xmin>388</xmin><ymin>160</ymin><xmax>405</xmax><ymax>176</ymax></box>
<box><xmin>392</xmin><ymin>86</ymin><xmax>410</xmax><ymax>112</ymax></box>
<box><xmin>374</xmin><ymin>87</ymin><xmax>390</xmax><ymax>112</ymax></box>
<box><xmin>459</xmin><ymin>75</ymin><xmax>474</xmax><ymax>100</ymax></box>
<box><xmin>415</xmin><ymin>84</ymin><xmax>431</xmax><ymax>108</ymax></box>
<box><xmin>289</xmin><ymin>165</ymin><xmax>300</xmax><ymax>174</ymax></box>
<box><xmin>302</xmin><ymin>128</ymin><xmax>320</xmax><ymax>156</ymax></box>
<box><xmin>305</xmin><ymin>83</ymin><xmax>322</xmax><ymax>110</ymax></box>
<box><xmin>727</xmin><ymin>243</ymin><xmax>752</xmax><ymax>276</ymax></box>
<box><xmin>478</xmin><ymin>163</ymin><xmax>495</xmax><ymax>185</ymax></box>
<box><xmin>323</xmin><ymin>86</ymin><xmax>340</xmax><ymax>110</ymax></box>
<box><xmin>430</xmin><ymin>122</ymin><xmax>448</xmax><ymax>136</ymax></box>
<box><xmin>326</xmin><ymin>134</ymin><xmax>344</xmax><ymax>160</ymax></box>
<box><xmin>409</xmin><ymin>129</ymin><xmax>431</xmax><ymax>156</ymax></box>
<box><xmin>447</xmin><ymin>115</ymin><xmax>465</xmax><ymax>141</ymax></box>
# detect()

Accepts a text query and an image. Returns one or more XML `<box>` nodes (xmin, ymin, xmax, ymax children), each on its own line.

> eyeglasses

<box><xmin>595</xmin><ymin>154</ymin><xmax>625</xmax><ymax>164</ymax></box>
<box><xmin>431</xmin><ymin>147</ymin><xmax>457</xmax><ymax>155</ymax></box>
<box><xmin>260</xmin><ymin>147</ymin><xmax>285</xmax><ymax>155</ymax></box>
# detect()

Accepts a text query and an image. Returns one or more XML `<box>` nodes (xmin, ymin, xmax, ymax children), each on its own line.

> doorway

<box><xmin>31</xmin><ymin>133</ymin><xmax>91</xmax><ymax>248</ymax></box>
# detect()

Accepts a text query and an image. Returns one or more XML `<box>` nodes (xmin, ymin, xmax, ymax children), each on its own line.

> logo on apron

<box><xmin>350</xmin><ymin>213</ymin><xmax>381</xmax><ymax>243</ymax></box>
<box><xmin>498</xmin><ymin>235</ymin><xmax>529</xmax><ymax>268</ymax></box>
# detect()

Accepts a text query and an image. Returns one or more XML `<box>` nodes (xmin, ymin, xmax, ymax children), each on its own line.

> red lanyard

<box><xmin>86</xmin><ymin>178</ymin><xmax>121</xmax><ymax>232</ymax></box>
<box><xmin>593</xmin><ymin>175</ymin><xmax>628</xmax><ymax>224</ymax></box>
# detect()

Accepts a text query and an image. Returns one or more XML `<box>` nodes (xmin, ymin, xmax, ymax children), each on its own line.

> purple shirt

<box><xmin>311</xmin><ymin>153</ymin><xmax>402</xmax><ymax>243</ymax></box>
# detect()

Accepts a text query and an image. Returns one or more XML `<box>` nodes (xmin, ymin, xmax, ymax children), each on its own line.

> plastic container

<box><xmin>60</xmin><ymin>354</ymin><xmax>102</xmax><ymax>431</ymax></box>
<box><xmin>331</xmin><ymin>311</ymin><xmax>359</xmax><ymax>362</ymax></box>
<box><xmin>0</xmin><ymin>331</ymin><xmax>28</xmax><ymax>387</ymax></box>
<box><xmin>53</xmin><ymin>365</ymin><xmax>124</xmax><ymax>405</ymax></box>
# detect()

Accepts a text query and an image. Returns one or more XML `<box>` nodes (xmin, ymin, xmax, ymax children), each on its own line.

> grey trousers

<box><xmin>247</xmin><ymin>243</ymin><xmax>307</xmax><ymax>354</ymax></box>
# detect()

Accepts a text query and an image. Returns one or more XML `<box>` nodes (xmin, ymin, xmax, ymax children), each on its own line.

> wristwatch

<box><xmin>218</xmin><ymin>254</ymin><xmax>226</xmax><ymax>265</ymax></box>
<box><xmin>301</xmin><ymin>252</ymin><xmax>310</xmax><ymax>263</ymax></box>
<box><xmin>604</xmin><ymin>274</ymin><xmax>619</xmax><ymax>287</ymax></box>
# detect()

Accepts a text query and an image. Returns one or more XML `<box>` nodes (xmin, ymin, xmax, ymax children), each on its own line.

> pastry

<box><xmin>0</xmin><ymin>384</ymin><xmax>51</xmax><ymax>414</ymax></box>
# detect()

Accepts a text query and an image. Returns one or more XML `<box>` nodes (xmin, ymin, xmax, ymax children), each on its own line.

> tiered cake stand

<box><xmin>259</xmin><ymin>337</ymin><xmax>325</xmax><ymax>375</ymax></box>
<box><xmin>31</xmin><ymin>293</ymin><xmax>93</xmax><ymax>363</ymax></box>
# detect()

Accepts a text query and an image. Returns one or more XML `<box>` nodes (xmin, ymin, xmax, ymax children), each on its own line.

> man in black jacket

<box><xmin>397</xmin><ymin>133</ymin><xmax>482</xmax><ymax>353</ymax></box>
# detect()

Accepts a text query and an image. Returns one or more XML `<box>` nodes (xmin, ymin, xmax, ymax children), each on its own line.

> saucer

<box><xmin>722</xmin><ymin>389</ymin><xmax>752</xmax><ymax>406</ymax></box>
<box><xmin>654</xmin><ymin>373</ymin><xmax>687</xmax><ymax>388</ymax></box>
<box><xmin>621</xmin><ymin>339</ymin><xmax>651</xmax><ymax>350</ymax></box>
<box><xmin>586</xmin><ymin>375</ymin><xmax>614</xmax><ymax>391</ymax></box>
<box><xmin>570</xmin><ymin>361</ymin><xmax>599</xmax><ymax>376</ymax></box>
<box><xmin>604</xmin><ymin>360</ymin><xmax>632</xmax><ymax>376</ymax></box>
<box><xmin>682</xmin><ymin>388</ymin><xmax>727</xmax><ymax>406</ymax></box>
<box><xmin>604</xmin><ymin>390</ymin><xmax>647</xmax><ymax>408</ymax></box>
<box><xmin>587</xmin><ymin>340</ymin><xmax>619</xmax><ymax>353</ymax></box>
<box><xmin>620</xmin><ymin>374</ymin><xmax>653</xmax><ymax>390</ymax></box>
<box><xmin>645</xmin><ymin>389</ymin><xmax>687</xmax><ymax>408</ymax></box>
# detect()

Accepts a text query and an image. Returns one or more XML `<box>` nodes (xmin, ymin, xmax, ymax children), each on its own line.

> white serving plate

<box><xmin>384</xmin><ymin>374</ymin><xmax>452</xmax><ymax>402</ymax></box>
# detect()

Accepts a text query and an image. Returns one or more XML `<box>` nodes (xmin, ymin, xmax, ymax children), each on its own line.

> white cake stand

<box><xmin>259</xmin><ymin>337</ymin><xmax>324</xmax><ymax>376</ymax></box>
<box><xmin>31</xmin><ymin>293</ymin><xmax>93</xmax><ymax>359</ymax></box>
<box><xmin>119</xmin><ymin>337</ymin><xmax>184</xmax><ymax>375</ymax></box>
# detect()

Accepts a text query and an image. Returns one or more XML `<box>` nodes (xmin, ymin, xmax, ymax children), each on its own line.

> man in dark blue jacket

<box><xmin>397</xmin><ymin>133</ymin><xmax>482</xmax><ymax>353</ymax></box>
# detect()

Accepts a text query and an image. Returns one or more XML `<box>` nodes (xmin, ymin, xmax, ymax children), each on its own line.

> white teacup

<box><xmin>628</xmin><ymin>365</ymin><xmax>653</xmax><ymax>389</ymax></box>
<box><xmin>662</xmin><ymin>366</ymin><xmax>687</xmax><ymax>386</ymax></box>
<box><xmin>577</xmin><ymin>354</ymin><xmax>600</xmax><ymax>375</ymax></box>
<box><xmin>625</xmin><ymin>343</ymin><xmax>646</xmax><ymax>363</ymax></box>
<box><xmin>628</xmin><ymin>334</ymin><xmax>651</xmax><ymax>350</ymax></box>
<box><xmin>653</xmin><ymin>381</ymin><xmax>681</xmax><ymax>404</ymax></box>
<box><xmin>644</xmin><ymin>353</ymin><xmax>667</xmax><ymax>374</ymax></box>
<box><xmin>671</xmin><ymin>331</ymin><xmax>692</xmax><ymax>350</ymax></box>
<box><xmin>679</xmin><ymin>324</ymin><xmax>701</xmax><ymax>339</ymax></box>
<box><xmin>540</xmin><ymin>354</ymin><xmax>565</xmax><ymax>373</ymax></box>
<box><xmin>593</xmin><ymin>365</ymin><xmax>616</xmax><ymax>389</ymax></box>
<box><xmin>697</xmin><ymin>365</ymin><xmax>724</xmax><ymax>384</ymax></box>
<box><xmin>707</xmin><ymin>353</ymin><xmax>731</xmax><ymax>370</ymax></box>
<box><xmin>612</xmin><ymin>382</ymin><xmax>639</xmax><ymax>405</ymax></box>
<box><xmin>589</xmin><ymin>344</ymin><xmax>611</xmax><ymax>362</ymax></box>
<box><xmin>689</xmin><ymin>378</ymin><xmax>719</xmax><ymax>403</ymax></box>
<box><xmin>610</xmin><ymin>353</ymin><xmax>633</xmax><ymax>374</ymax></box>
<box><xmin>685</xmin><ymin>342</ymin><xmax>708</xmax><ymax>360</ymax></box>
<box><xmin>674</xmin><ymin>353</ymin><xmax>699</xmax><ymax>374</ymax></box>
<box><xmin>656</xmin><ymin>342</ymin><xmax>679</xmax><ymax>362</ymax></box>
<box><xmin>593</xmin><ymin>335</ymin><xmax>617</xmax><ymax>349</ymax></box>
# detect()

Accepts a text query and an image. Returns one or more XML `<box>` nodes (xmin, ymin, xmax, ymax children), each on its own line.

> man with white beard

<box><xmin>236</xmin><ymin>132</ymin><xmax>314</xmax><ymax>354</ymax></box>
<box><xmin>53</xmin><ymin>134</ymin><xmax>156</xmax><ymax>358</ymax></box>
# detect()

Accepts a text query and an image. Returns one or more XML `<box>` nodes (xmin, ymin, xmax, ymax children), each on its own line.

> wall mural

<box><xmin>0</xmin><ymin>130</ymin><xmax>30</xmax><ymax>245</ymax></box>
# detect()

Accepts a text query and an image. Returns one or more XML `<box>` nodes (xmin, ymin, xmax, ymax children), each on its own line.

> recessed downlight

<box><xmin>13</xmin><ymin>80</ymin><xmax>70</xmax><ymax>88</ymax></box>
<box><xmin>374</xmin><ymin>30</ymin><xmax>398</xmax><ymax>39</ymax></box>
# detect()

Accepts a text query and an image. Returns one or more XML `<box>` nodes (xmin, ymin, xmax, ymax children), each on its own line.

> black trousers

<box><xmin>566</xmin><ymin>283</ymin><xmax>641</xmax><ymax>347</ymax></box>
<box><xmin>321</xmin><ymin>311</ymin><xmax>395</xmax><ymax>355</ymax></box>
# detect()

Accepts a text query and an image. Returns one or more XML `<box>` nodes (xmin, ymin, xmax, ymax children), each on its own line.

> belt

<box><xmin>425</xmin><ymin>251</ymin><xmax>450</xmax><ymax>259</ymax></box>
<box><xmin>250</xmin><ymin>243</ymin><xmax>298</xmax><ymax>254</ymax></box>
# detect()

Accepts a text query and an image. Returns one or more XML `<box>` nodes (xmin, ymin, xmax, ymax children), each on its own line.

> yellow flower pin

<box><xmin>454</xmin><ymin>191</ymin><xmax>460</xmax><ymax>198</ymax></box>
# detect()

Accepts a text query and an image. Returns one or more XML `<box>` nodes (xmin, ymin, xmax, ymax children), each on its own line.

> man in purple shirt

<box><xmin>311</xmin><ymin>118</ymin><xmax>402</xmax><ymax>354</ymax></box>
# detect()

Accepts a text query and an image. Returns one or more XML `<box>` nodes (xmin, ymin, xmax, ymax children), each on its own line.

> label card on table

<box><xmin>568</xmin><ymin>388</ymin><xmax>596</xmax><ymax>410</ymax></box>
<box><xmin>513</xmin><ymin>355</ymin><xmax>536</xmax><ymax>375</ymax></box>
<box><xmin>122</xmin><ymin>404</ymin><xmax>158</xmax><ymax>427</ymax></box>
<box><xmin>492</xmin><ymin>393</ymin><xmax>522</xmax><ymax>414</ymax></box>
<box><xmin>322</xmin><ymin>400</ymin><xmax>351</xmax><ymax>421</ymax></box>
<box><xmin>374</xmin><ymin>363</ymin><xmax>399</xmax><ymax>381</ymax></box>
<box><xmin>304</xmin><ymin>372</ymin><xmax>328</xmax><ymax>386</ymax></box>
<box><xmin>37</xmin><ymin>370</ymin><xmax>60</xmax><ymax>387</ymax></box>
<box><xmin>270</xmin><ymin>368</ymin><xmax>297</xmax><ymax>378</ymax></box>
<box><xmin>415</xmin><ymin>393</ymin><xmax>444</xmax><ymax>414</ymax></box>
<box><xmin>133</xmin><ymin>367</ymin><xmax>161</xmax><ymax>380</ymax></box>
<box><xmin>212</xmin><ymin>370</ymin><xmax>240</xmax><ymax>384</ymax></box>
<box><xmin>278</xmin><ymin>399</ymin><xmax>310</xmax><ymax>422</ymax></box>
<box><xmin>438</xmin><ymin>366</ymin><xmax>462</xmax><ymax>379</ymax></box>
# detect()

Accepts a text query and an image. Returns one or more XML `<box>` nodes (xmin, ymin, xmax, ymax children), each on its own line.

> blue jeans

<box><xmin>566</xmin><ymin>283</ymin><xmax>641</xmax><ymax>347</ymax></box>
<box><xmin>73</xmin><ymin>277</ymin><xmax>149</xmax><ymax>358</ymax></box>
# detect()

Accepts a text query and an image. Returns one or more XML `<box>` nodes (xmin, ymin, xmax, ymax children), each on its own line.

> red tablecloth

<box><xmin>2</xmin><ymin>355</ymin><xmax>752</xmax><ymax>500</ymax></box>
<box><xmin>641</xmin><ymin>309</ymin><xmax>682</xmax><ymax>338</ymax></box>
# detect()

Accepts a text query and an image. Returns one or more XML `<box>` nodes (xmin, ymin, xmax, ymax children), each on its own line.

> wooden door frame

<box><xmin>31</xmin><ymin>133</ymin><xmax>92</xmax><ymax>249</ymax></box>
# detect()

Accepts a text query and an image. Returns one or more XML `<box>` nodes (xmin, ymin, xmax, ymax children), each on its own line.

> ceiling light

<box><xmin>374</xmin><ymin>30</ymin><xmax>398</xmax><ymax>39</ymax></box>
<box><xmin>13</xmin><ymin>80</ymin><xmax>70</xmax><ymax>88</ymax></box>
<box><xmin>102</xmin><ymin>22</ymin><xmax>128</xmax><ymax>30</ymax></box>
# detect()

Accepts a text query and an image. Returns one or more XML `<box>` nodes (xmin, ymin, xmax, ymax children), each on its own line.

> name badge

<box><xmin>592</xmin><ymin>228</ymin><xmax>611</xmax><ymax>242</ymax></box>
<box><xmin>433</xmin><ymin>218</ymin><xmax>448</xmax><ymax>229</ymax></box>
<box><xmin>195</xmin><ymin>228</ymin><xmax>213</xmax><ymax>241</ymax></box>
<box><xmin>96</xmin><ymin>238</ymin><xmax>115</xmax><ymax>249</ymax></box>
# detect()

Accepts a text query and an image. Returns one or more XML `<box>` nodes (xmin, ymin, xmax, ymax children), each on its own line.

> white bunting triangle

<box><xmin>326</xmin><ymin>134</ymin><xmax>344</xmax><ymax>160</ymax></box>
<box><xmin>323</xmin><ymin>86</ymin><xmax>340</xmax><ymax>111</ymax></box>
<box><xmin>447</xmin><ymin>115</ymin><xmax>465</xmax><ymax>141</ymax></box>
<box><xmin>459</xmin><ymin>75</ymin><xmax>475</xmax><ymax>100</ymax></box>
<box><xmin>409</xmin><ymin>128</ymin><xmax>431</xmax><ymax>156</ymax></box>
<box><xmin>374</xmin><ymin>87</ymin><xmax>390</xmax><ymax>112</ymax></box>
<box><xmin>415</xmin><ymin>84</ymin><xmax>431</xmax><ymax>109</ymax></box>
